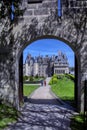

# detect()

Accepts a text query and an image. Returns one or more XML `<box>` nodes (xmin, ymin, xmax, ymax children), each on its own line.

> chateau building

<box><xmin>54</xmin><ymin>51</ymin><xmax>69</xmax><ymax>74</ymax></box>
<box><xmin>23</xmin><ymin>51</ymin><xmax>69</xmax><ymax>77</ymax></box>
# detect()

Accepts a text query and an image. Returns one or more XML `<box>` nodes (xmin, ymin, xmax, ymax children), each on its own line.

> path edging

<box><xmin>49</xmin><ymin>86</ymin><xmax>76</xmax><ymax>111</ymax></box>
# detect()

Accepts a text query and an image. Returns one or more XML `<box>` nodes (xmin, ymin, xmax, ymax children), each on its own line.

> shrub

<box><xmin>29</xmin><ymin>76</ymin><xmax>34</xmax><ymax>81</ymax></box>
<box><xmin>49</xmin><ymin>77</ymin><xmax>58</xmax><ymax>85</ymax></box>
<box><xmin>57</xmin><ymin>74</ymin><xmax>64</xmax><ymax>79</ymax></box>
<box><xmin>53</xmin><ymin>74</ymin><xmax>57</xmax><ymax>78</ymax></box>
<box><xmin>52</xmin><ymin>77</ymin><xmax>58</xmax><ymax>84</ymax></box>
<box><xmin>23</xmin><ymin>76</ymin><xmax>29</xmax><ymax>81</ymax></box>
<box><xmin>65</xmin><ymin>74</ymin><xmax>75</xmax><ymax>81</ymax></box>
<box><xmin>35</xmin><ymin>74</ymin><xmax>38</xmax><ymax>79</ymax></box>
<box><xmin>49</xmin><ymin>80</ymin><xmax>53</xmax><ymax>85</ymax></box>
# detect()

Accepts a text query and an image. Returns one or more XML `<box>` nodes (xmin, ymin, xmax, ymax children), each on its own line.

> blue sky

<box><xmin>23</xmin><ymin>39</ymin><xmax>74</xmax><ymax>67</ymax></box>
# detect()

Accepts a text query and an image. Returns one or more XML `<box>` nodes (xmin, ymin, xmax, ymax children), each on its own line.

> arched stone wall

<box><xmin>0</xmin><ymin>0</ymin><xmax>87</xmax><ymax>112</ymax></box>
<box><xmin>15</xmin><ymin>34</ymin><xmax>81</xmax><ymax>111</ymax></box>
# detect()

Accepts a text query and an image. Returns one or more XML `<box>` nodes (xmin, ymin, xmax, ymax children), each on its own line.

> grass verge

<box><xmin>0</xmin><ymin>103</ymin><xmax>19</xmax><ymax>130</ymax></box>
<box><xmin>70</xmin><ymin>113</ymin><xmax>86</xmax><ymax>130</ymax></box>
<box><xmin>50</xmin><ymin>75</ymin><xmax>86</xmax><ymax>129</ymax></box>
<box><xmin>23</xmin><ymin>84</ymin><xmax>39</xmax><ymax>96</ymax></box>
<box><xmin>50</xmin><ymin>75</ymin><xmax>75</xmax><ymax>107</ymax></box>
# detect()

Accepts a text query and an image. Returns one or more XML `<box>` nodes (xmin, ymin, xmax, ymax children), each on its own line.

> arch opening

<box><xmin>17</xmin><ymin>36</ymin><xmax>81</xmax><ymax>111</ymax></box>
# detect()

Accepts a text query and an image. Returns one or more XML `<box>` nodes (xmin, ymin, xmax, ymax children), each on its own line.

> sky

<box><xmin>23</xmin><ymin>39</ymin><xmax>74</xmax><ymax>67</ymax></box>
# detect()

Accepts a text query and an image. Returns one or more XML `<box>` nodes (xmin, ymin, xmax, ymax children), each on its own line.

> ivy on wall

<box><xmin>0</xmin><ymin>0</ymin><xmax>24</xmax><ymax>22</ymax></box>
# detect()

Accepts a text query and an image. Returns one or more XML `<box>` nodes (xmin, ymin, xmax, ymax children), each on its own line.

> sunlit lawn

<box><xmin>51</xmin><ymin>76</ymin><xmax>75</xmax><ymax>106</ymax></box>
<box><xmin>50</xmin><ymin>75</ymin><xmax>86</xmax><ymax>130</ymax></box>
<box><xmin>23</xmin><ymin>84</ymin><xmax>39</xmax><ymax>96</ymax></box>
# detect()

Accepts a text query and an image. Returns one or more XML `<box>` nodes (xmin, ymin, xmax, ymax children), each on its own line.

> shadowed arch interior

<box><xmin>17</xmin><ymin>35</ymin><xmax>81</xmax><ymax>111</ymax></box>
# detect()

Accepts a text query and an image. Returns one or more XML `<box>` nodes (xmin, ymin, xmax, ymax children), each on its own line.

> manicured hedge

<box><xmin>65</xmin><ymin>74</ymin><xmax>75</xmax><ymax>81</ymax></box>
<box><xmin>57</xmin><ymin>74</ymin><xmax>65</xmax><ymax>79</ymax></box>
<box><xmin>53</xmin><ymin>74</ymin><xmax>57</xmax><ymax>78</ymax></box>
<box><xmin>23</xmin><ymin>80</ymin><xmax>41</xmax><ymax>84</ymax></box>
<box><xmin>49</xmin><ymin>74</ymin><xmax>58</xmax><ymax>85</ymax></box>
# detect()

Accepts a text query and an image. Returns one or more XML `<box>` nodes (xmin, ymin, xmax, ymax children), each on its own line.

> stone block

<box><xmin>24</xmin><ymin>10</ymin><xmax>33</xmax><ymax>16</ymax></box>
<box><xmin>38</xmin><ymin>1</ymin><xmax>57</xmax><ymax>9</ymax></box>
<box><xmin>34</xmin><ymin>8</ymin><xmax>49</xmax><ymax>15</ymax></box>
<box><xmin>27</xmin><ymin>4</ymin><xmax>38</xmax><ymax>9</ymax></box>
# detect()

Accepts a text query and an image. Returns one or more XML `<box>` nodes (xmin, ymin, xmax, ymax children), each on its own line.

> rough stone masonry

<box><xmin>0</xmin><ymin>0</ymin><xmax>87</xmax><ymax>112</ymax></box>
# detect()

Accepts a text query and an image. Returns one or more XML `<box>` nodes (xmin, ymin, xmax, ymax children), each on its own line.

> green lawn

<box><xmin>23</xmin><ymin>84</ymin><xmax>39</xmax><ymax>96</ymax></box>
<box><xmin>50</xmin><ymin>75</ymin><xmax>86</xmax><ymax>130</ymax></box>
<box><xmin>51</xmin><ymin>75</ymin><xmax>75</xmax><ymax>106</ymax></box>
<box><xmin>0</xmin><ymin>103</ymin><xmax>19</xmax><ymax>130</ymax></box>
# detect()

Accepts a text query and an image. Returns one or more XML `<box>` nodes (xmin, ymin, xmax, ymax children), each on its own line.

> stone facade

<box><xmin>54</xmin><ymin>51</ymin><xmax>69</xmax><ymax>74</ymax></box>
<box><xmin>24</xmin><ymin>51</ymin><xmax>69</xmax><ymax>77</ymax></box>
<box><xmin>0</xmin><ymin>0</ymin><xmax>87</xmax><ymax>112</ymax></box>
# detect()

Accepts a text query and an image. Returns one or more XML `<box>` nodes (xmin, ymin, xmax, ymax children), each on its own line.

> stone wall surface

<box><xmin>0</xmin><ymin>0</ymin><xmax>87</xmax><ymax>111</ymax></box>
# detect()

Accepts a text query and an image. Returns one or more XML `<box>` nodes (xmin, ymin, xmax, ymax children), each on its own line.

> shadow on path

<box><xmin>24</xmin><ymin>96</ymin><xmax>62</xmax><ymax>105</ymax></box>
<box><xmin>5</xmin><ymin>96</ymin><xmax>76</xmax><ymax>130</ymax></box>
<box><xmin>5</xmin><ymin>103</ymin><xmax>73</xmax><ymax>130</ymax></box>
<box><xmin>5</xmin><ymin>77</ymin><xmax>76</xmax><ymax>130</ymax></box>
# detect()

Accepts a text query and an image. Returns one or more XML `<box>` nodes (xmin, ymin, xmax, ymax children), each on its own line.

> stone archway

<box><xmin>0</xmin><ymin>0</ymin><xmax>87</xmax><ymax>113</ymax></box>
<box><xmin>16</xmin><ymin>35</ymin><xmax>81</xmax><ymax>111</ymax></box>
